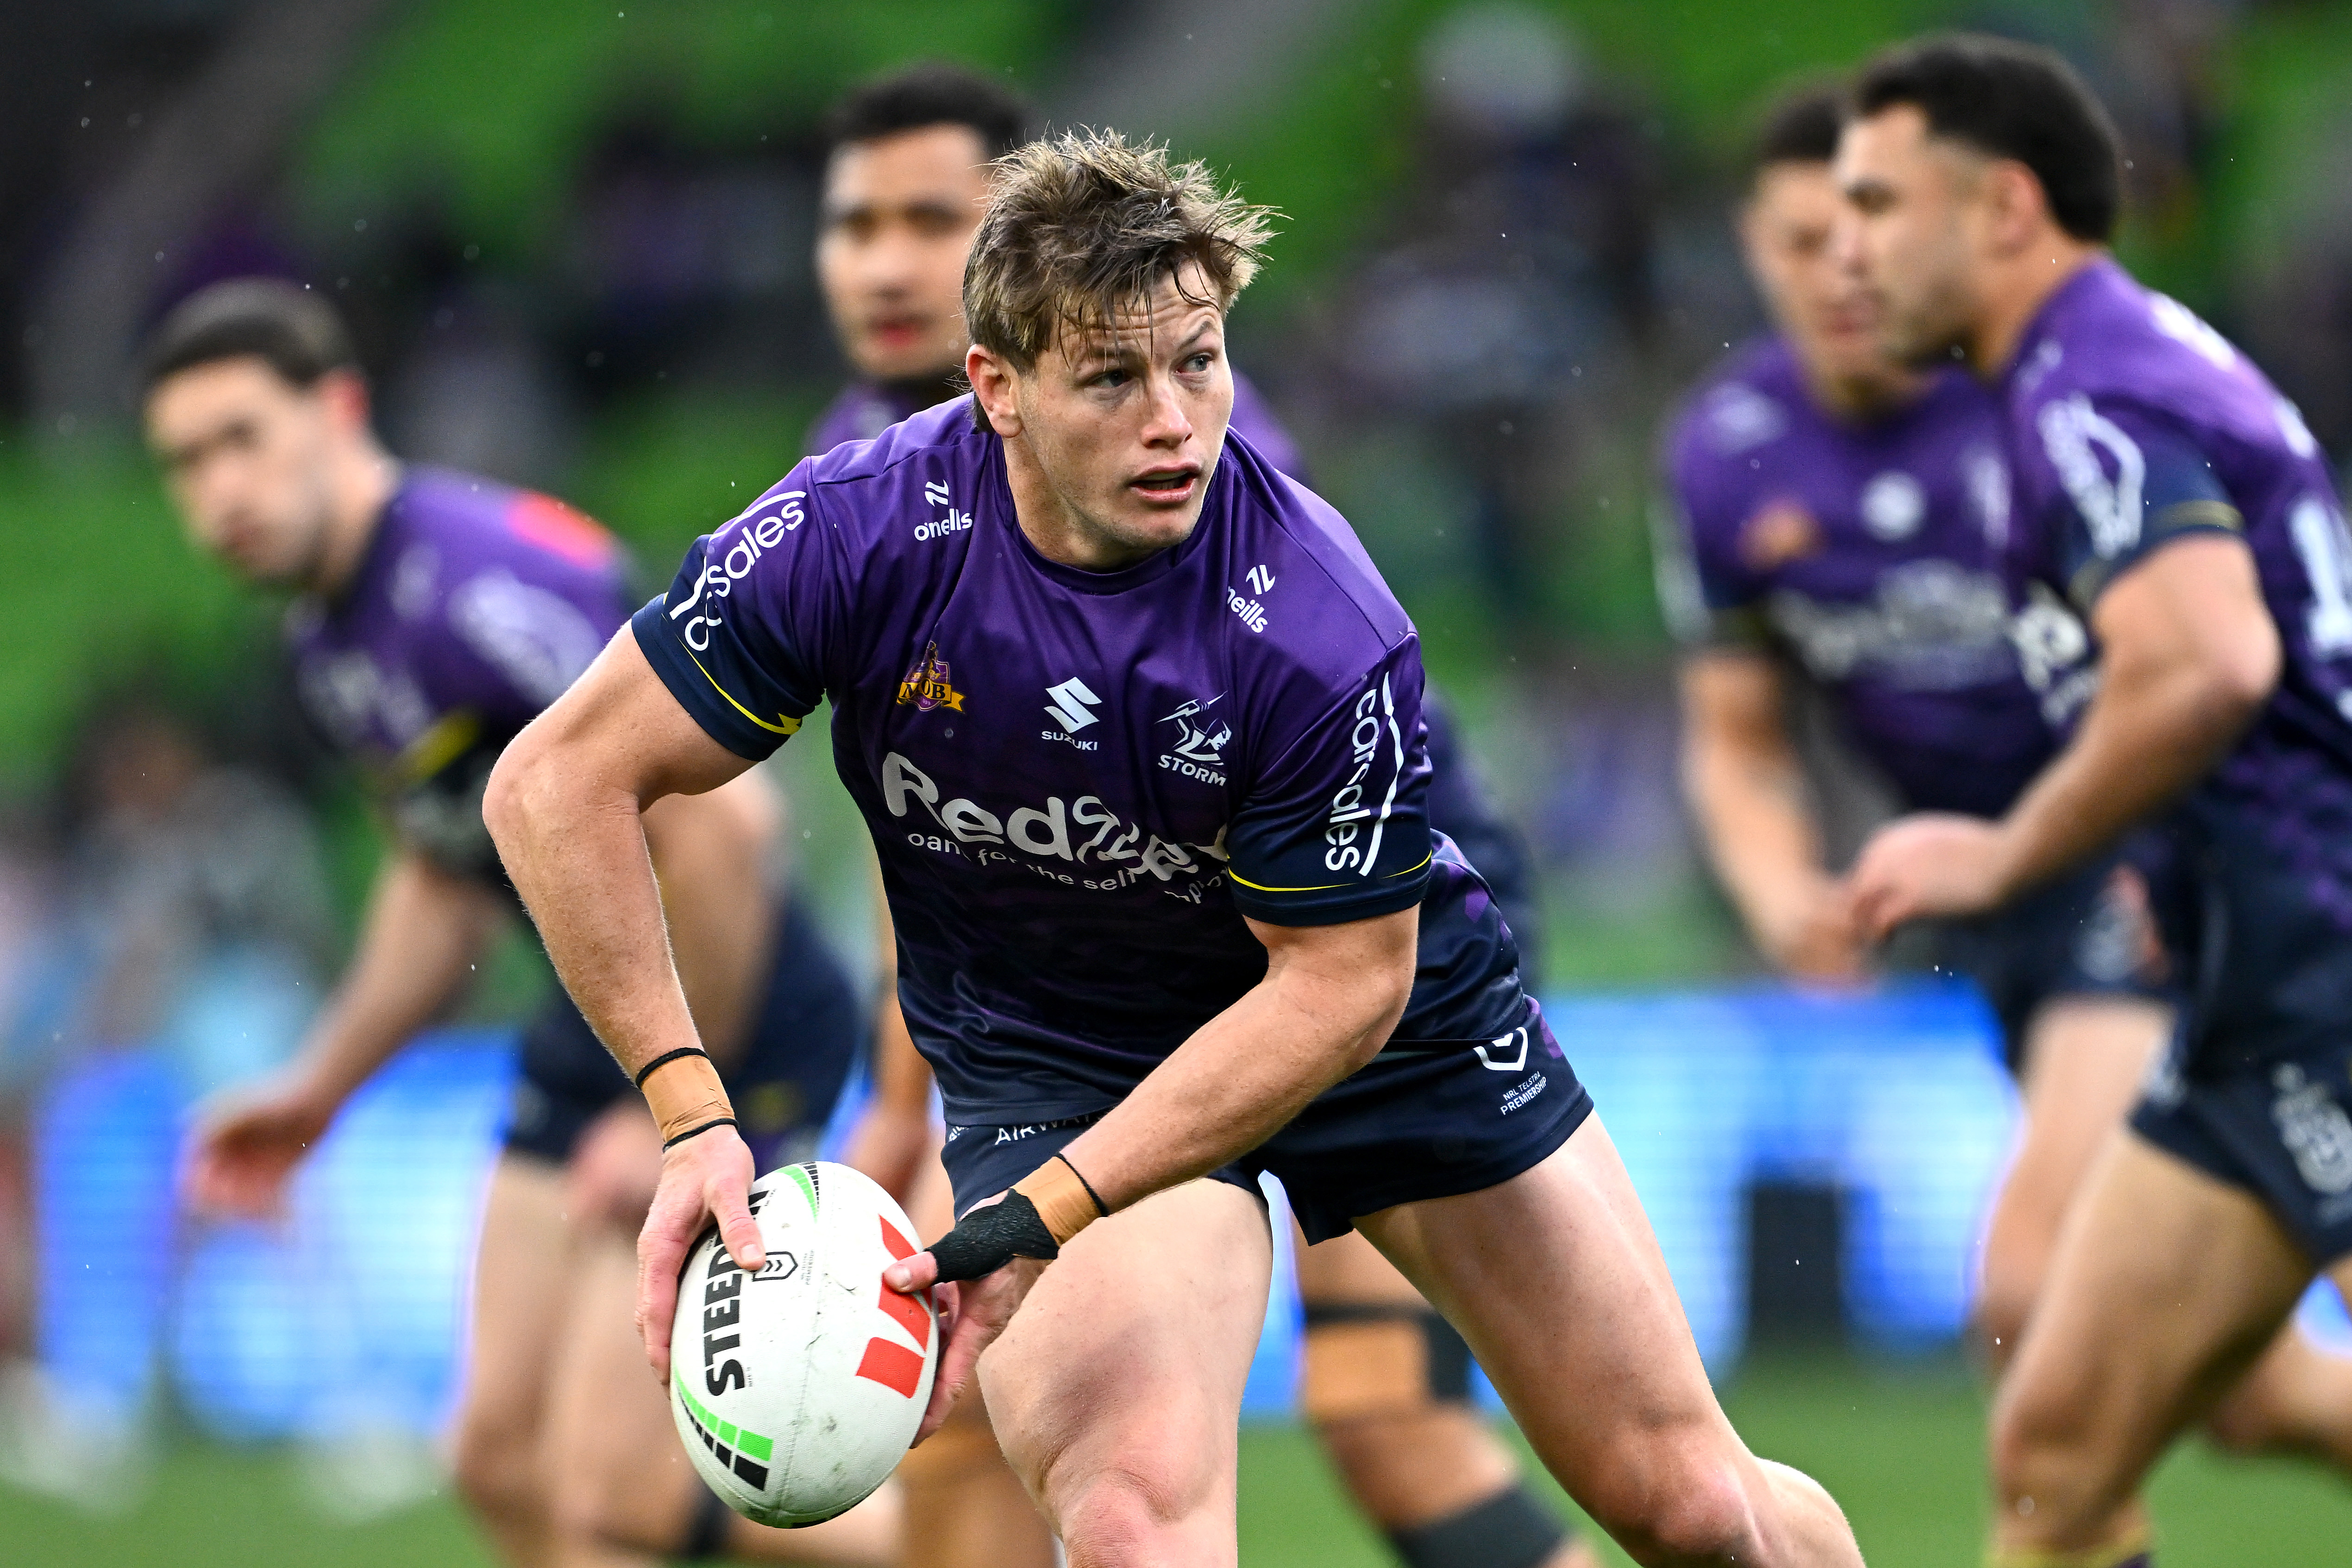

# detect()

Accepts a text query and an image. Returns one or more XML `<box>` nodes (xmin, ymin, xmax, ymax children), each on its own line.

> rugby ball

<box><xmin>669</xmin><ymin>1161</ymin><xmax>937</xmax><ymax>1526</ymax></box>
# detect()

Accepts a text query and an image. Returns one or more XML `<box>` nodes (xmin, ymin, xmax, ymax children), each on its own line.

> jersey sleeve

<box><xmin>1225</xmin><ymin>638</ymin><xmax>1435</xmax><ymax>927</ymax></box>
<box><xmin>630</xmin><ymin>467</ymin><xmax>837</xmax><ymax>760</ymax></box>
<box><xmin>1654</xmin><ymin>433</ymin><xmax>1771</xmax><ymax>651</ymax></box>
<box><xmin>2030</xmin><ymin>395</ymin><xmax>2244</xmax><ymax>611</ymax></box>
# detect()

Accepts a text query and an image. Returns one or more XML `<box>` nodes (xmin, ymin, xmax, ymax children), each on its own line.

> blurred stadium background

<box><xmin>7</xmin><ymin>0</ymin><xmax>2352</xmax><ymax>1562</ymax></box>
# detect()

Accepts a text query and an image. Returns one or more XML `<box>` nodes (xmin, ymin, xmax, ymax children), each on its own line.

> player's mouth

<box><xmin>1127</xmin><ymin>465</ymin><xmax>1200</xmax><ymax>505</ymax></box>
<box><xmin>865</xmin><ymin>314</ymin><xmax>930</xmax><ymax>351</ymax></box>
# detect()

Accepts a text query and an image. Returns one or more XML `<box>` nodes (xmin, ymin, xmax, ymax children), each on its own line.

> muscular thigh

<box><xmin>2001</xmin><ymin>1130</ymin><xmax>2314</xmax><ymax>1472</ymax></box>
<box><xmin>1993</xmin><ymin>1000</ymin><xmax>2171</xmax><ymax>1260</ymax></box>
<box><xmin>459</xmin><ymin>1156</ymin><xmax>576</xmax><ymax>1452</ymax></box>
<box><xmin>1359</xmin><ymin>1116</ymin><xmax>1737</xmax><ymax>1500</ymax></box>
<box><xmin>981</xmin><ymin>1178</ymin><xmax>1272</xmax><ymax>1522</ymax></box>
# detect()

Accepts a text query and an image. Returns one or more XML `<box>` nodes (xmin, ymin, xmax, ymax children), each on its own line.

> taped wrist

<box><xmin>1388</xmin><ymin>1483</ymin><xmax>1569</xmax><ymax>1568</ymax></box>
<box><xmin>1013</xmin><ymin>1154</ymin><xmax>1109</xmax><ymax>1246</ymax></box>
<box><xmin>927</xmin><ymin>1191</ymin><xmax>1060</xmax><ymax>1281</ymax></box>
<box><xmin>639</xmin><ymin>1049</ymin><xmax>736</xmax><ymax>1148</ymax></box>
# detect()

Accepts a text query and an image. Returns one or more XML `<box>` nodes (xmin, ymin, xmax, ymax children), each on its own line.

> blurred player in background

<box><xmin>493</xmin><ymin>127</ymin><xmax>1861</xmax><ymax>1568</ymax></box>
<box><xmin>813</xmin><ymin>65</ymin><xmax>1585</xmax><ymax>1568</ymax></box>
<box><xmin>1838</xmin><ymin>35</ymin><xmax>2352</xmax><ymax>1566</ymax></box>
<box><xmin>149</xmin><ymin>282</ymin><xmax>893</xmax><ymax>1568</ymax></box>
<box><xmin>1660</xmin><ymin>83</ymin><xmax>2184</xmax><ymax>1381</ymax></box>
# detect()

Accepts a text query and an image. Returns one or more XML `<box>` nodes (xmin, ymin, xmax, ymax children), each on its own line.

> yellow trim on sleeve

<box><xmin>1228</xmin><ymin>853</ymin><xmax>1432</xmax><ymax>896</ymax></box>
<box><xmin>683</xmin><ymin>645</ymin><xmax>801</xmax><ymax>737</ymax></box>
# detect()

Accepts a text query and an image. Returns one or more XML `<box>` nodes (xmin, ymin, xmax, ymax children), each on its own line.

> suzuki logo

<box><xmin>1246</xmin><ymin>564</ymin><xmax>1276</xmax><ymax>596</ymax></box>
<box><xmin>1044</xmin><ymin>677</ymin><xmax>1102</xmax><ymax>734</ymax></box>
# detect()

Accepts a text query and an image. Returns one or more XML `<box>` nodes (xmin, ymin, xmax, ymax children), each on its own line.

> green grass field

<box><xmin>7</xmin><ymin>1354</ymin><xmax>2349</xmax><ymax>1566</ymax></box>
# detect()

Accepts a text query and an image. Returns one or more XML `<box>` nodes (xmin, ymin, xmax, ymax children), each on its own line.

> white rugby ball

<box><xmin>669</xmin><ymin>1160</ymin><xmax>937</xmax><ymax>1526</ymax></box>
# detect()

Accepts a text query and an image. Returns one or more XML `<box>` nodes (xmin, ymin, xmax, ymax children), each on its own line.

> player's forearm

<box><xmin>295</xmin><ymin>853</ymin><xmax>500</xmax><ymax>1108</ymax></box>
<box><xmin>1685</xmin><ymin>727</ymin><xmax>1832</xmax><ymax>935</ymax></box>
<box><xmin>488</xmin><ymin>756</ymin><xmax>705</xmax><ymax>1079</ymax></box>
<box><xmin>1059</xmin><ymin>914</ymin><xmax>1417</xmax><ymax>1210</ymax></box>
<box><xmin>1993</xmin><ymin>650</ymin><xmax>2265</xmax><ymax>897</ymax></box>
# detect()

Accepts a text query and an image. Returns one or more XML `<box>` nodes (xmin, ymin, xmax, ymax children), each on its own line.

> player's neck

<box><xmin>1970</xmin><ymin>239</ymin><xmax>2104</xmax><ymax>376</ymax></box>
<box><xmin>1001</xmin><ymin>436</ymin><xmax>1165</xmax><ymax>574</ymax></box>
<box><xmin>1804</xmin><ymin>359</ymin><xmax>1926</xmax><ymax>422</ymax></box>
<box><xmin>311</xmin><ymin>440</ymin><xmax>401</xmax><ymax>598</ymax></box>
<box><xmin>878</xmin><ymin>365</ymin><xmax>966</xmax><ymax>409</ymax></box>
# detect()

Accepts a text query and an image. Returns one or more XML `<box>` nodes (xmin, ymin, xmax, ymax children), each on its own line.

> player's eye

<box><xmin>1089</xmin><ymin>367</ymin><xmax>1129</xmax><ymax>389</ymax></box>
<box><xmin>1180</xmin><ymin>352</ymin><xmax>1214</xmax><ymax>374</ymax></box>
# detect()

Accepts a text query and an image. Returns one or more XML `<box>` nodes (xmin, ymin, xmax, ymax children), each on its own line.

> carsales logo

<box><xmin>665</xmin><ymin>491</ymin><xmax>806</xmax><ymax>650</ymax></box>
<box><xmin>1323</xmin><ymin>674</ymin><xmax>1404</xmax><ymax>876</ymax></box>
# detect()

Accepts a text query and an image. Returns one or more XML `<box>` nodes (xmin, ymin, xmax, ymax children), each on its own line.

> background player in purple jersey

<box><xmin>1660</xmin><ymin>84</ymin><xmax>2181</xmax><ymax>1399</ymax></box>
<box><xmin>1837</xmin><ymin>37</ymin><xmax>2352</xmax><ymax>1567</ymax></box>
<box><xmin>811</xmin><ymin>65</ymin><xmax>1584</xmax><ymax>1568</ymax></box>
<box><xmin>144</xmin><ymin>282</ymin><xmax>894</xmax><ymax>1568</ymax></box>
<box><xmin>488</xmin><ymin>130</ymin><xmax>1861</xmax><ymax>1568</ymax></box>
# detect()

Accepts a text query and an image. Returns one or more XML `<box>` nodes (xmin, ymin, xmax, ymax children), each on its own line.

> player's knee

<box><xmin>1054</xmin><ymin>1459</ymin><xmax>1213</xmax><ymax>1560</ymax></box>
<box><xmin>449</xmin><ymin>1404</ymin><xmax>541</xmax><ymax>1526</ymax></box>
<box><xmin>1577</xmin><ymin>1434</ymin><xmax>1754</xmax><ymax>1566</ymax></box>
<box><xmin>1970</xmin><ymin>1285</ymin><xmax>2034</xmax><ymax>1372</ymax></box>
<box><xmin>1988</xmin><ymin>1377</ymin><xmax>2103</xmax><ymax>1512</ymax></box>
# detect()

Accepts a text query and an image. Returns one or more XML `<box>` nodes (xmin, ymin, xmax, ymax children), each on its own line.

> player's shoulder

<box><xmin>805</xmin><ymin>382</ymin><xmax>916</xmax><ymax>458</ymax></box>
<box><xmin>1213</xmin><ymin>432</ymin><xmax>1413</xmax><ymax>681</ymax></box>
<box><xmin>2012</xmin><ymin>260</ymin><xmax>2308</xmax><ymax>460</ymax></box>
<box><xmin>1664</xmin><ymin>337</ymin><xmax>1811</xmax><ymax>496</ymax></box>
<box><xmin>794</xmin><ymin>397</ymin><xmax>994</xmax><ymax>545</ymax></box>
<box><xmin>392</xmin><ymin>464</ymin><xmax>623</xmax><ymax>587</ymax></box>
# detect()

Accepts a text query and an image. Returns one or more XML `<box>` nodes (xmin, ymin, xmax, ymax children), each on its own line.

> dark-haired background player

<box><xmin>152</xmin><ymin>282</ymin><xmax>895</xmax><ymax>1568</ymax></box>
<box><xmin>491</xmin><ymin>129</ymin><xmax>1860</xmax><ymax>1568</ymax></box>
<box><xmin>812</xmin><ymin>64</ymin><xmax>1586</xmax><ymax>1568</ymax></box>
<box><xmin>1658</xmin><ymin>85</ymin><xmax>2178</xmax><ymax>1385</ymax></box>
<box><xmin>1838</xmin><ymin>34</ymin><xmax>2352</xmax><ymax>1567</ymax></box>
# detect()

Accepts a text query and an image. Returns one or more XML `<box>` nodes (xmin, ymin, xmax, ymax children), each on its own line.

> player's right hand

<box><xmin>636</xmin><ymin>1122</ymin><xmax>762</xmax><ymax>1381</ymax></box>
<box><xmin>182</xmin><ymin>1074</ymin><xmax>337</xmax><ymax>1220</ymax></box>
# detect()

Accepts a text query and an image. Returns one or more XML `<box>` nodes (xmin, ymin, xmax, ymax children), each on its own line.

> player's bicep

<box><xmin>509</xmin><ymin>624</ymin><xmax>758</xmax><ymax>807</ymax></box>
<box><xmin>2037</xmin><ymin>398</ymin><xmax>2242</xmax><ymax>611</ymax></box>
<box><xmin>1679</xmin><ymin>647</ymin><xmax>1788</xmax><ymax>755</ymax></box>
<box><xmin>1243</xmin><ymin>904</ymin><xmax>1419</xmax><ymax>1014</ymax></box>
<box><xmin>2089</xmin><ymin>532</ymin><xmax>2279</xmax><ymax>710</ymax></box>
<box><xmin>1226</xmin><ymin>644</ymin><xmax>1434</xmax><ymax>928</ymax></box>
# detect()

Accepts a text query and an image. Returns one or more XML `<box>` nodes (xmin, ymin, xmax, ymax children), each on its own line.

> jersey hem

<box><xmin>629</xmin><ymin>602</ymin><xmax>792</xmax><ymax>762</ymax></box>
<box><xmin>1228</xmin><ymin>862</ymin><xmax>1434</xmax><ymax>927</ymax></box>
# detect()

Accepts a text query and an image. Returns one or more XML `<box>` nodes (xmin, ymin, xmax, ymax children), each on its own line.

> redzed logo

<box><xmin>854</xmin><ymin>1217</ymin><xmax>932</xmax><ymax>1398</ymax></box>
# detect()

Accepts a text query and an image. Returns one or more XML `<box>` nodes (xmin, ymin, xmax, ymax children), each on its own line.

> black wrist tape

<box><xmin>662</xmin><ymin>1115</ymin><xmax>737</xmax><ymax>1149</ymax></box>
<box><xmin>927</xmin><ymin>1191</ymin><xmax>1060</xmax><ymax>1281</ymax></box>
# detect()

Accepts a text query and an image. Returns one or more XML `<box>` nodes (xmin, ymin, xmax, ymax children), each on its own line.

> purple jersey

<box><xmin>2000</xmin><ymin>258</ymin><xmax>2352</xmax><ymax>932</ymax></box>
<box><xmin>287</xmin><ymin>466</ymin><xmax>630</xmax><ymax>879</ymax></box>
<box><xmin>807</xmin><ymin>370</ymin><xmax>1310</xmax><ymax>483</ymax></box>
<box><xmin>637</xmin><ymin>399</ymin><xmax>1533</xmax><ymax>1121</ymax></box>
<box><xmin>1658</xmin><ymin>336</ymin><xmax>2052</xmax><ymax>817</ymax></box>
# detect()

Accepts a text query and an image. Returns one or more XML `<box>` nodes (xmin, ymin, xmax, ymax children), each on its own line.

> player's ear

<box><xmin>966</xmin><ymin>345</ymin><xmax>1022</xmax><ymax>439</ymax></box>
<box><xmin>1982</xmin><ymin>160</ymin><xmax>2046</xmax><ymax>255</ymax></box>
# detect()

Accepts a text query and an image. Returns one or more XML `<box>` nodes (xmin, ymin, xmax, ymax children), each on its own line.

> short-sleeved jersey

<box><xmin>2000</xmin><ymin>257</ymin><xmax>2352</xmax><ymax>941</ymax></box>
<box><xmin>1656</xmin><ymin>336</ymin><xmax>2053</xmax><ymax>817</ymax></box>
<box><xmin>639</xmin><ymin>398</ymin><xmax>1533</xmax><ymax>1121</ymax></box>
<box><xmin>808</xmin><ymin>370</ymin><xmax>1309</xmax><ymax>483</ymax></box>
<box><xmin>287</xmin><ymin>466</ymin><xmax>630</xmax><ymax>882</ymax></box>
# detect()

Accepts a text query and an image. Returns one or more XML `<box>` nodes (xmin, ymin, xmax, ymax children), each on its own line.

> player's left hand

<box><xmin>884</xmin><ymin>1190</ymin><xmax>1054</xmax><ymax>1445</ymax></box>
<box><xmin>634</xmin><ymin>1123</ymin><xmax>763</xmax><ymax>1381</ymax></box>
<box><xmin>1846</xmin><ymin>812</ymin><xmax>2017</xmax><ymax>941</ymax></box>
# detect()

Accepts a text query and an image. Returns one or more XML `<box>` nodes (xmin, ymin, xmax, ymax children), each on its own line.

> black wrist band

<box><xmin>1056</xmin><ymin>1153</ymin><xmax>1110</xmax><ymax>1218</ymax></box>
<box><xmin>928</xmin><ymin>1191</ymin><xmax>1060</xmax><ymax>1281</ymax></box>
<box><xmin>662</xmin><ymin>1116</ymin><xmax>737</xmax><ymax>1149</ymax></box>
<box><xmin>633</xmin><ymin>1046</ymin><xmax>709</xmax><ymax>1091</ymax></box>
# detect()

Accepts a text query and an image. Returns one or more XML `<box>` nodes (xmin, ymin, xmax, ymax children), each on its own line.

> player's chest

<box><xmin>843</xmin><ymin>587</ymin><xmax>1242</xmax><ymax>896</ymax></box>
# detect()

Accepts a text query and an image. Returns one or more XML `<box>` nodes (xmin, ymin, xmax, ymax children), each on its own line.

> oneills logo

<box><xmin>896</xmin><ymin>644</ymin><xmax>966</xmax><ymax>712</ymax></box>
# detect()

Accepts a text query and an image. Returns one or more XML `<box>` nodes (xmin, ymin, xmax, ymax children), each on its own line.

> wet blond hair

<box><xmin>963</xmin><ymin>129</ymin><xmax>1277</xmax><ymax>372</ymax></box>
